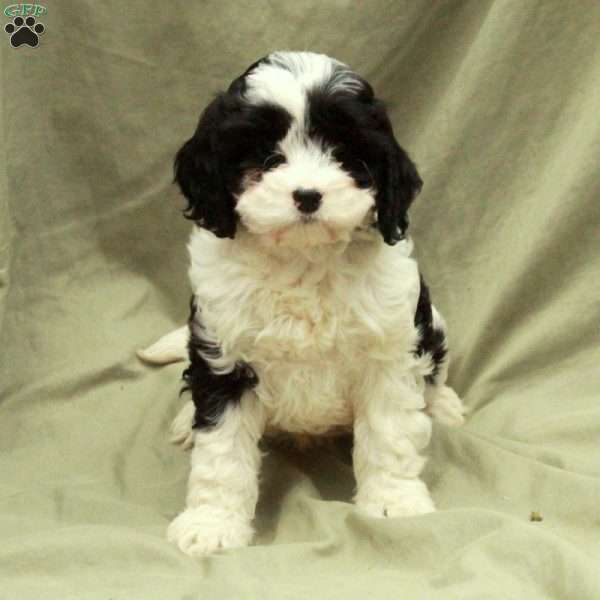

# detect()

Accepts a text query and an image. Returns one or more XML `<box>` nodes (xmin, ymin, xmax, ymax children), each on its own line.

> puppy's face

<box><xmin>175</xmin><ymin>52</ymin><xmax>422</xmax><ymax>247</ymax></box>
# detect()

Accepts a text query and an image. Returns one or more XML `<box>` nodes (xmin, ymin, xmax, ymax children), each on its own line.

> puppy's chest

<box><xmin>246</xmin><ymin>286</ymin><xmax>357</xmax><ymax>360</ymax></box>
<box><xmin>233</xmin><ymin>282</ymin><xmax>413</xmax><ymax>433</ymax></box>
<box><xmin>244</xmin><ymin>287</ymin><xmax>364</xmax><ymax>431</ymax></box>
<box><xmin>194</xmin><ymin>248</ymin><xmax>420</xmax><ymax>433</ymax></box>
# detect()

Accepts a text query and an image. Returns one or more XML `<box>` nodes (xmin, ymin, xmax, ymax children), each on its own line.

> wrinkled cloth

<box><xmin>1</xmin><ymin>1</ymin><xmax>599</xmax><ymax>598</ymax></box>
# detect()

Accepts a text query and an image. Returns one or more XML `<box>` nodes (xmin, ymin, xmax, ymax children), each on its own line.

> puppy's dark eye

<box><xmin>262</xmin><ymin>154</ymin><xmax>287</xmax><ymax>170</ymax></box>
<box><xmin>350</xmin><ymin>160</ymin><xmax>375</xmax><ymax>189</ymax></box>
<box><xmin>354</xmin><ymin>172</ymin><xmax>373</xmax><ymax>189</ymax></box>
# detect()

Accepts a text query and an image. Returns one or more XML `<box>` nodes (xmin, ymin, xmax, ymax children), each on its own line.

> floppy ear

<box><xmin>371</xmin><ymin>102</ymin><xmax>423</xmax><ymax>245</ymax></box>
<box><xmin>174</xmin><ymin>94</ymin><xmax>239</xmax><ymax>238</ymax></box>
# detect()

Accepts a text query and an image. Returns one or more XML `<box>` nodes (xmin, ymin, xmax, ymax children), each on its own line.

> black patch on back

<box><xmin>182</xmin><ymin>297</ymin><xmax>258</xmax><ymax>428</ymax></box>
<box><xmin>414</xmin><ymin>274</ymin><xmax>447</xmax><ymax>384</ymax></box>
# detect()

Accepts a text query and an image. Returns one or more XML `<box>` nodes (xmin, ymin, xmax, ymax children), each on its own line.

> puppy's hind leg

<box><xmin>170</xmin><ymin>400</ymin><xmax>196</xmax><ymax>450</ymax></box>
<box><xmin>423</xmin><ymin>306</ymin><xmax>466</xmax><ymax>427</ymax></box>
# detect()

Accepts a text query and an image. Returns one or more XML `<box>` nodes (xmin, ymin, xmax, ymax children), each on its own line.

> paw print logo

<box><xmin>4</xmin><ymin>16</ymin><xmax>45</xmax><ymax>48</ymax></box>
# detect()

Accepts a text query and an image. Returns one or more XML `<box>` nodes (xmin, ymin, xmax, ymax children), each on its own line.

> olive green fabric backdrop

<box><xmin>1</xmin><ymin>1</ymin><xmax>599</xmax><ymax>598</ymax></box>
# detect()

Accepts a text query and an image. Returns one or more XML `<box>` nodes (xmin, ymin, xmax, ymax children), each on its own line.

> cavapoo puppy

<box><xmin>139</xmin><ymin>51</ymin><xmax>465</xmax><ymax>557</ymax></box>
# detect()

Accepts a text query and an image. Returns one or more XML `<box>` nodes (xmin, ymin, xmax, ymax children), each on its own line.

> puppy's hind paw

<box><xmin>170</xmin><ymin>401</ymin><xmax>195</xmax><ymax>450</ymax></box>
<box><xmin>426</xmin><ymin>385</ymin><xmax>467</xmax><ymax>427</ymax></box>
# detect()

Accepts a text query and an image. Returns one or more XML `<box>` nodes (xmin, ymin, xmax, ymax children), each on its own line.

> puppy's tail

<box><xmin>137</xmin><ymin>325</ymin><xmax>189</xmax><ymax>365</ymax></box>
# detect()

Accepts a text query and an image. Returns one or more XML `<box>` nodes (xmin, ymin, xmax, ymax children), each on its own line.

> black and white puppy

<box><xmin>140</xmin><ymin>51</ymin><xmax>465</xmax><ymax>557</ymax></box>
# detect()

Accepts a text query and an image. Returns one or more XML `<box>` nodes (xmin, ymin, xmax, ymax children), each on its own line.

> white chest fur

<box><xmin>188</xmin><ymin>228</ymin><xmax>423</xmax><ymax>434</ymax></box>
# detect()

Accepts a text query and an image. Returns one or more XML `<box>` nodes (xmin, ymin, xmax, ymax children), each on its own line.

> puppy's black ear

<box><xmin>371</xmin><ymin>102</ymin><xmax>423</xmax><ymax>245</ymax></box>
<box><xmin>174</xmin><ymin>94</ymin><xmax>239</xmax><ymax>238</ymax></box>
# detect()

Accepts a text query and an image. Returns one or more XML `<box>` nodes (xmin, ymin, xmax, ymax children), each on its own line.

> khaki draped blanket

<box><xmin>1</xmin><ymin>1</ymin><xmax>599</xmax><ymax>597</ymax></box>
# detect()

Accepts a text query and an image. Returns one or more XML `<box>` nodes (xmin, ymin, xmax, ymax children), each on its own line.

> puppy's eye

<box><xmin>353</xmin><ymin>160</ymin><xmax>375</xmax><ymax>189</ymax></box>
<box><xmin>262</xmin><ymin>154</ymin><xmax>287</xmax><ymax>170</ymax></box>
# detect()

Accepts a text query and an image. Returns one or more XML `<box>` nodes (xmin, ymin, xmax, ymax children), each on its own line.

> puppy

<box><xmin>140</xmin><ymin>51</ymin><xmax>465</xmax><ymax>557</ymax></box>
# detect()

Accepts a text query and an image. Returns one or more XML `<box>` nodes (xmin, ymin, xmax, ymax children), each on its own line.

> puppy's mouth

<box><xmin>268</xmin><ymin>218</ymin><xmax>340</xmax><ymax>245</ymax></box>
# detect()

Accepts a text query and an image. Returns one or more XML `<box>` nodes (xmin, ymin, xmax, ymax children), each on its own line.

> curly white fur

<box><xmin>139</xmin><ymin>51</ymin><xmax>466</xmax><ymax>557</ymax></box>
<box><xmin>142</xmin><ymin>227</ymin><xmax>464</xmax><ymax>556</ymax></box>
<box><xmin>167</xmin><ymin>398</ymin><xmax>265</xmax><ymax>556</ymax></box>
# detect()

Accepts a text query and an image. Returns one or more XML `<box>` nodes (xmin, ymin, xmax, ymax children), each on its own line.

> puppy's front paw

<box><xmin>356</xmin><ymin>480</ymin><xmax>435</xmax><ymax>518</ymax></box>
<box><xmin>167</xmin><ymin>506</ymin><xmax>253</xmax><ymax>557</ymax></box>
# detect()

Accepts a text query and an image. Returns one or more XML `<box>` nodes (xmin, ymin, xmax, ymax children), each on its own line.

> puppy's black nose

<box><xmin>293</xmin><ymin>189</ymin><xmax>322</xmax><ymax>214</ymax></box>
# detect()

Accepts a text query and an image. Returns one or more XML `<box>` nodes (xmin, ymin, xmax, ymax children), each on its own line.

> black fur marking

<box><xmin>182</xmin><ymin>297</ymin><xmax>258</xmax><ymax>429</ymax></box>
<box><xmin>174</xmin><ymin>91</ymin><xmax>292</xmax><ymax>239</ymax></box>
<box><xmin>307</xmin><ymin>83</ymin><xmax>422</xmax><ymax>245</ymax></box>
<box><xmin>414</xmin><ymin>275</ymin><xmax>447</xmax><ymax>384</ymax></box>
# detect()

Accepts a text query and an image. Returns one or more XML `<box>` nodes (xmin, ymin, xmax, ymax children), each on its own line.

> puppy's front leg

<box><xmin>353</xmin><ymin>367</ymin><xmax>435</xmax><ymax>518</ymax></box>
<box><xmin>167</xmin><ymin>395</ymin><xmax>265</xmax><ymax>556</ymax></box>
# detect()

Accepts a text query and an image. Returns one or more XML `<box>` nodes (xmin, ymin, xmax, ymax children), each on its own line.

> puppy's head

<box><xmin>175</xmin><ymin>51</ymin><xmax>422</xmax><ymax>247</ymax></box>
